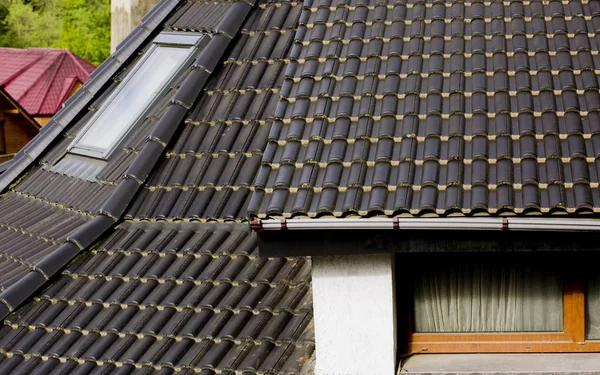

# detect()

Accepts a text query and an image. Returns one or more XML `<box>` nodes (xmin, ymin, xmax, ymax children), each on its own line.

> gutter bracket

<box><xmin>250</xmin><ymin>218</ymin><xmax>263</xmax><ymax>232</ymax></box>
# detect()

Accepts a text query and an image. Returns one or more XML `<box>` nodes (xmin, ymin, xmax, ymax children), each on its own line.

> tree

<box><xmin>1</xmin><ymin>0</ymin><xmax>59</xmax><ymax>48</ymax></box>
<box><xmin>0</xmin><ymin>0</ymin><xmax>110</xmax><ymax>65</ymax></box>
<box><xmin>54</xmin><ymin>0</ymin><xmax>110</xmax><ymax>65</ymax></box>
<box><xmin>0</xmin><ymin>3</ymin><xmax>9</xmax><ymax>45</ymax></box>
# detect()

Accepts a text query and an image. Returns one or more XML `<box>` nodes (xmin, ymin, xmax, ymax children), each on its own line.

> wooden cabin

<box><xmin>0</xmin><ymin>48</ymin><xmax>95</xmax><ymax>160</ymax></box>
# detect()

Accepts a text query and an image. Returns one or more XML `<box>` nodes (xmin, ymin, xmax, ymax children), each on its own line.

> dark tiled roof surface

<box><xmin>12</xmin><ymin>68</ymin><xmax>178</xmax><ymax>214</ymax></box>
<box><xmin>0</xmin><ymin>0</ymin><xmax>263</xmax><ymax>320</ymax></box>
<box><xmin>0</xmin><ymin>193</ymin><xmax>88</xmax><ymax>290</ymax></box>
<box><xmin>166</xmin><ymin>0</ymin><xmax>232</xmax><ymax>32</ymax></box>
<box><xmin>8</xmin><ymin>0</ymin><xmax>600</xmax><ymax>372</ymax></box>
<box><xmin>0</xmin><ymin>0</ymin><xmax>314</xmax><ymax>373</ymax></box>
<box><xmin>0</xmin><ymin>223</ymin><xmax>313</xmax><ymax>374</ymax></box>
<box><xmin>0</xmin><ymin>0</ymin><xmax>179</xmax><ymax>196</ymax></box>
<box><xmin>249</xmin><ymin>0</ymin><xmax>600</xmax><ymax>218</ymax></box>
<box><xmin>0</xmin><ymin>11</ymin><xmax>173</xmax><ymax>301</ymax></box>
<box><xmin>127</xmin><ymin>1</ymin><xmax>302</xmax><ymax>221</ymax></box>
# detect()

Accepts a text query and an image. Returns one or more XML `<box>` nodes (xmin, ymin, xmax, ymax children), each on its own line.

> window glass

<box><xmin>414</xmin><ymin>263</ymin><xmax>563</xmax><ymax>333</ymax></box>
<box><xmin>586</xmin><ymin>277</ymin><xmax>600</xmax><ymax>339</ymax></box>
<box><xmin>74</xmin><ymin>45</ymin><xmax>191</xmax><ymax>156</ymax></box>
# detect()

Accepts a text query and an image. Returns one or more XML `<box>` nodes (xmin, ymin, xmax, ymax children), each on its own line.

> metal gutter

<box><xmin>251</xmin><ymin>217</ymin><xmax>600</xmax><ymax>232</ymax></box>
<box><xmin>0</xmin><ymin>0</ymin><xmax>258</xmax><ymax>320</ymax></box>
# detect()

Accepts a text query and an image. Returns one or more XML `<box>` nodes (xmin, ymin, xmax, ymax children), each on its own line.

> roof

<box><xmin>0</xmin><ymin>0</ymin><xmax>598</xmax><ymax>373</ymax></box>
<box><xmin>0</xmin><ymin>48</ymin><xmax>95</xmax><ymax>116</ymax></box>
<box><xmin>0</xmin><ymin>1</ymin><xmax>314</xmax><ymax>373</ymax></box>
<box><xmin>248</xmin><ymin>0</ymin><xmax>600</xmax><ymax>219</ymax></box>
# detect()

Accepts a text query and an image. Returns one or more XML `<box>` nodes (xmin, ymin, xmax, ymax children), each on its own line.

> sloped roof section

<box><xmin>0</xmin><ymin>0</ymin><xmax>254</xmax><ymax>320</ymax></box>
<box><xmin>127</xmin><ymin>1</ymin><xmax>302</xmax><ymax>221</ymax></box>
<box><xmin>0</xmin><ymin>222</ymin><xmax>312</xmax><ymax>374</ymax></box>
<box><xmin>0</xmin><ymin>0</ymin><xmax>314</xmax><ymax>373</ymax></box>
<box><xmin>0</xmin><ymin>48</ymin><xmax>95</xmax><ymax>116</ymax></box>
<box><xmin>0</xmin><ymin>192</ymin><xmax>90</xmax><ymax>290</ymax></box>
<box><xmin>166</xmin><ymin>0</ymin><xmax>233</xmax><ymax>32</ymax></box>
<box><xmin>249</xmin><ymin>0</ymin><xmax>600</xmax><ymax>219</ymax></box>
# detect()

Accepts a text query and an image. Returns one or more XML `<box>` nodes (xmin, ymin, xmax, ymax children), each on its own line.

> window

<box><xmin>69</xmin><ymin>32</ymin><xmax>208</xmax><ymax>159</ymax></box>
<box><xmin>400</xmin><ymin>253</ymin><xmax>600</xmax><ymax>353</ymax></box>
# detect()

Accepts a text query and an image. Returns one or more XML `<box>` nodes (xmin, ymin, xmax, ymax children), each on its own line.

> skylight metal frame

<box><xmin>68</xmin><ymin>31</ymin><xmax>209</xmax><ymax>160</ymax></box>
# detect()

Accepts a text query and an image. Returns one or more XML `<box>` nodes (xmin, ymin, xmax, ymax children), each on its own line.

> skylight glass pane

<box><xmin>76</xmin><ymin>46</ymin><xmax>191</xmax><ymax>152</ymax></box>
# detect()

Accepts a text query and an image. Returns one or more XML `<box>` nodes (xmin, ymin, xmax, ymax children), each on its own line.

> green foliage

<box><xmin>0</xmin><ymin>3</ymin><xmax>9</xmax><ymax>41</ymax></box>
<box><xmin>0</xmin><ymin>0</ymin><xmax>110</xmax><ymax>65</ymax></box>
<box><xmin>0</xmin><ymin>0</ymin><xmax>60</xmax><ymax>48</ymax></box>
<box><xmin>53</xmin><ymin>0</ymin><xmax>110</xmax><ymax>65</ymax></box>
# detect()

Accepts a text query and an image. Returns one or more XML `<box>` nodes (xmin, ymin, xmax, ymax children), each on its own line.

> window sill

<box><xmin>400</xmin><ymin>353</ymin><xmax>600</xmax><ymax>374</ymax></box>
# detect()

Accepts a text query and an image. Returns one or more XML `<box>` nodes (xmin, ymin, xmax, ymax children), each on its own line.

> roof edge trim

<box><xmin>0</xmin><ymin>0</ymin><xmax>258</xmax><ymax>322</ymax></box>
<box><xmin>253</xmin><ymin>217</ymin><xmax>600</xmax><ymax>232</ymax></box>
<box><xmin>0</xmin><ymin>88</ymin><xmax>40</xmax><ymax>130</ymax></box>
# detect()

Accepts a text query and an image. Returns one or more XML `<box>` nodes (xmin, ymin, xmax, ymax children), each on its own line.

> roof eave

<box><xmin>0</xmin><ymin>88</ymin><xmax>41</xmax><ymax>130</ymax></box>
<box><xmin>252</xmin><ymin>217</ymin><xmax>600</xmax><ymax>233</ymax></box>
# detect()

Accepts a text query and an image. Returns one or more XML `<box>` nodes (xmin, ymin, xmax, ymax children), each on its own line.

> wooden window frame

<box><xmin>407</xmin><ymin>279</ymin><xmax>600</xmax><ymax>354</ymax></box>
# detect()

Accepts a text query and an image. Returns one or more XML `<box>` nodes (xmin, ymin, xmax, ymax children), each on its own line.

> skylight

<box><xmin>69</xmin><ymin>32</ymin><xmax>208</xmax><ymax>159</ymax></box>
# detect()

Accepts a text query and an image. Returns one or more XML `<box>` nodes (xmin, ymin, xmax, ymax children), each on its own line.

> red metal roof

<box><xmin>0</xmin><ymin>48</ymin><xmax>95</xmax><ymax>116</ymax></box>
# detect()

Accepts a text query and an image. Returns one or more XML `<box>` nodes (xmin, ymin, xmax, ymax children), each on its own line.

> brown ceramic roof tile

<box><xmin>248</xmin><ymin>0</ymin><xmax>600</xmax><ymax>218</ymax></box>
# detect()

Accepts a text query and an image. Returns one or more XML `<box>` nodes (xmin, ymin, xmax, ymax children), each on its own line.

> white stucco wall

<box><xmin>312</xmin><ymin>253</ymin><xmax>397</xmax><ymax>375</ymax></box>
<box><xmin>111</xmin><ymin>0</ymin><xmax>159</xmax><ymax>51</ymax></box>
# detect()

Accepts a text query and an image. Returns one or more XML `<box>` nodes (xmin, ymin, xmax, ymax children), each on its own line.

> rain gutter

<box><xmin>251</xmin><ymin>217</ymin><xmax>600</xmax><ymax>232</ymax></box>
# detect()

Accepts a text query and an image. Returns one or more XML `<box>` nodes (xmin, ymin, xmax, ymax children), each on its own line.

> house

<box><xmin>0</xmin><ymin>48</ymin><xmax>96</xmax><ymax>126</ymax></box>
<box><xmin>0</xmin><ymin>0</ymin><xmax>599</xmax><ymax>374</ymax></box>
<box><xmin>0</xmin><ymin>48</ymin><xmax>95</xmax><ymax>160</ymax></box>
<box><xmin>0</xmin><ymin>88</ymin><xmax>39</xmax><ymax>163</ymax></box>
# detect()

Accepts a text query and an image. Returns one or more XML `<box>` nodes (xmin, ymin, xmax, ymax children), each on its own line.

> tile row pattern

<box><xmin>0</xmin><ymin>0</ymin><xmax>260</xmax><ymax>320</ymax></box>
<box><xmin>166</xmin><ymin>0</ymin><xmax>233</xmax><ymax>32</ymax></box>
<box><xmin>11</xmin><ymin>50</ymin><xmax>182</xmax><ymax>214</ymax></box>
<box><xmin>248</xmin><ymin>0</ymin><xmax>600</xmax><ymax>218</ymax></box>
<box><xmin>0</xmin><ymin>222</ymin><xmax>314</xmax><ymax>375</ymax></box>
<box><xmin>0</xmin><ymin>193</ymin><xmax>89</xmax><ymax>290</ymax></box>
<box><xmin>127</xmin><ymin>1</ymin><xmax>303</xmax><ymax>221</ymax></box>
<box><xmin>0</xmin><ymin>1</ymin><xmax>315</xmax><ymax>375</ymax></box>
